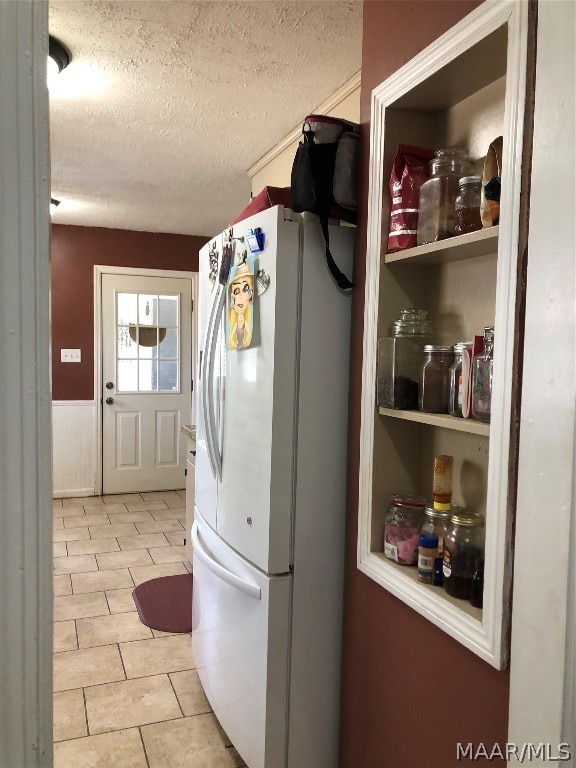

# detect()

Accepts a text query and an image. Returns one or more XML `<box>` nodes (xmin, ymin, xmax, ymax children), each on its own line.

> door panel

<box><xmin>102</xmin><ymin>272</ymin><xmax>192</xmax><ymax>494</ymax></box>
<box><xmin>116</xmin><ymin>411</ymin><xmax>140</xmax><ymax>468</ymax></box>
<box><xmin>191</xmin><ymin>513</ymin><xmax>290</xmax><ymax>768</ymax></box>
<box><xmin>155</xmin><ymin>410</ymin><xmax>179</xmax><ymax>465</ymax></box>
<box><xmin>194</xmin><ymin>236</ymin><xmax>222</xmax><ymax>530</ymax></box>
<box><xmin>217</xmin><ymin>209</ymin><xmax>300</xmax><ymax>575</ymax></box>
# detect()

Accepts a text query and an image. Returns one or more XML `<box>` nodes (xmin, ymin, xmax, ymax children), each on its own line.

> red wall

<box><xmin>339</xmin><ymin>3</ymin><xmax>510</xmax><ymax>766</ymax></box>
<box><xmin>50</xmin><ymin>225</ymin><xmax>208</xmax><ymax>401</ymax></box>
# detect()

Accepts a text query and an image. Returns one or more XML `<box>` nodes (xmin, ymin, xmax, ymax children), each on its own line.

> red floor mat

<box><xmin>132</xmin><ymin>573</ymin><xmax>192</xmax><ymax>633</ymax></box>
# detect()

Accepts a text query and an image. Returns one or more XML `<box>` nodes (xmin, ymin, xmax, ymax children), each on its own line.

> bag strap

<box><xmin>307</xmin><ymin>139</ymin><xmax>354</xmax><ymax>290</ymax></box>
<box><xmin>316</xmin><ymin>205</ymin><xmax>354</xmax><ymax>290</ymax></box>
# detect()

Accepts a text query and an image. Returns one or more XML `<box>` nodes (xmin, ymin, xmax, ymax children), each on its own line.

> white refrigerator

<box><xmin>191</xmin><ymin>204</ymin><xmax>354</xmax><ymax>768</ymax></box>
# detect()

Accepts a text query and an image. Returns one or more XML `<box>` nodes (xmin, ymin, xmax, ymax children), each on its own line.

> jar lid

<box><xmin>419</xmin><ymin>532</ymin><xmax>438</xmax><ymax>548</ymax></box>
<box><xmin>390</xmin><ymin>494</ymin><xmax>425</xmax><ymax>509</ymax></box>
<box><xmin>450</xmin><ymin>510</ymin><xmax>484</xmax><ymax>526</ymax></box>
<box><xmin>453</xmin><ymin>341</ymin><xmax>473</xmax><ymax>352</ymax></box>
<box><xmin>458</xmin><ymin>175</ymin><xmax>482</xmax><ymax>185</ymax></box>
<box><xmin>423</xmin><ymin>344</ymin><xmax>453</xmax><ymax>352</ymax></box>
<box><xmin>430</xmin><ymin>148</ymin><xmax>473</xmax><ymax>176</ymax></box>
<box><xmin>425</xmin><ymin>506</ymin><xmax>452</xmax><ymax>520</ymax></box>
<box><xmin>390</xmin><ymin>309</ymin><xmax>433</xmax><ymax>336</ymax></box>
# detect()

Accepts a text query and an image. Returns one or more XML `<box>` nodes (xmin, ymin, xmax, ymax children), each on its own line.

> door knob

<box><xmin>105</xmin><ymin>397</ymin><xmax>114</xmax><ymax>405</ymax></box>
<box><xmin>105</xmin><ymin>381</ymin><xmax>114</xmax><ymax>389</ymax></box>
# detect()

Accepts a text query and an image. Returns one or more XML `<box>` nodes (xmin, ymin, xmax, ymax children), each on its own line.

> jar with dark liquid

<box><xmin>454</xmin><ymin>175</ymin><xmax>482</xmax><ymax>235</ymax></box>
<box><xmin>443</xmin><ymin>511</ymin><xmax>485</xmax><ymax>600</ymax></box>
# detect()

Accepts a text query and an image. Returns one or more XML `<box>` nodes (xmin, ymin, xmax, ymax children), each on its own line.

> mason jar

<box><xmin>419</xmin><ymin>345</ymin><xmax>455</xmax><ymax>413</ymax></box>
<box><xmin>454</xmin><ymin>175</ymin><xmax>483</xmax><ymax>235</ymax></box>
<box><xmin>383</xmin><ymin>495</ymin><xmax>426</xmax><ymax>566</ymax></box>
<box><xmin>442</xmin><ymin>510</ymin><xmax>485</xmax><ymax>600</ymax></box>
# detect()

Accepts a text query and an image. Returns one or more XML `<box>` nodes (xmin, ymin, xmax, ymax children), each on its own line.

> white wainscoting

<box><xmin>52</xmin><ymin>401</ymin><xmax>97</xmax><ymax>498</ymax></box>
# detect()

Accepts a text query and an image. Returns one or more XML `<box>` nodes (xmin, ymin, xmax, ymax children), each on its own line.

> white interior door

<box><xmin>102</xmin><ymin>272</ymin><xmax>192</xmax><ymax>494</ymax></box>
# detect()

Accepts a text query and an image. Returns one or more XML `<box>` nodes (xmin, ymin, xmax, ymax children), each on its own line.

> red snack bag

<box><xmin>387</xmin><ymin>144</ymin><xmax>435</xmax><ymax>252</ymax></box>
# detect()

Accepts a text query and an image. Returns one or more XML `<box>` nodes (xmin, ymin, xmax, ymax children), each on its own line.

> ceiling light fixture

<box><xmin>48</xmin><ymin>36</ymin><xmax>70</xmax><ymax>86</ymax></box>
<box><xmin>50</xmin><ymin>198</ymin><xmax>61</xmax><ymax>215</ymax></box>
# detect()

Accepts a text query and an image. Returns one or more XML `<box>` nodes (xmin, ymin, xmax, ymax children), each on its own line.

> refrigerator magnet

<box><xmin>227</xmin><ymin>255</ymin><xmax>255</xmax><ymax>350</ymax></box>
<box><xmin>256</xmin><ymin>268</ymin><xmax>270</xmax><ymax>296</ymax></box>
<box><xmin>208</xmin><ymin>242</ymin><xmax>218</xmax><ymax>289</ymax></box>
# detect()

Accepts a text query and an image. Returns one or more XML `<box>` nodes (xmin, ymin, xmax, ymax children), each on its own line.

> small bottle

<box><xmin>422</xmin><ymin>506</ymin><xmax>453</xmax><ymax>585</ymax></box>
<box><xmin>472</xmin><ymin>326</ymin><xmax>494</xmax><ymax>423</ymax></box>
<box><xmin>454</xmin><ymin>176</ymin><xmax>483</xmax><ymax>235</ymax></box>
<box><xmin>418</xmin><ymin>532</ymin><xmax>438</xmax><ymax>584</ymax></box>
<box><xmin>419</xmin><ymin>345</ymin><xmax>454</xmax><ymax>413</ymax></box>
<box><xmin>449</xmin><ymin>342</ymin><xmax>472</xmax><ymax>417</ymax></box>
<box><xmin>432</xmin><ymin>455</ymin><xmax>454</xmax><ymax>511</ymax></box>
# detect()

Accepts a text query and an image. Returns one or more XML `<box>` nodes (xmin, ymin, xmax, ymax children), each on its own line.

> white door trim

<box><xmin>94</xmin><ymin>265</ymin><xmax>198</xmax><ymax>495</ymax></box>
<box><xmin>0</xmin><ymin>1</ymin><xmax>53</xmax><ymax>764</ymax></box>
<box><xmin>507</xmin><ymin>0</ymin><xmax>575</xmax><ymax>754</ymax></box>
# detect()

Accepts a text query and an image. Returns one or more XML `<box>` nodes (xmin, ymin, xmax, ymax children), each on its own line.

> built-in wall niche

<box><xmin>358</xmin><ymin>2</ymin><xmax>529</xmax><ymax>668</ymax></box>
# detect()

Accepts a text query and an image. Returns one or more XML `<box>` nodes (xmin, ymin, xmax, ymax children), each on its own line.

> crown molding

<box><xmin>248</xmin><ymin>70</ymin><xmax>361</xmax><ymax>178</ymax></box>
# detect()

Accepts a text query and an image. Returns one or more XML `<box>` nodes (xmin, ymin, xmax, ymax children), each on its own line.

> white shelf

<box><xmin>384</xmin><ymin>226</ymin><xmax>499</xmax><ymax>266</ymax></box>
<box><xmin>372</xmin><ymin>552</ymin><xmax>483</xmax><ymax>622</ymax></box>
<box><xmin>378</xmin><ymin>407</ymin><xmax>490</xmax><ymax>436</ymax></box>
<box><xmin>358</xmin><ymin>1</ymin><xmax>529</xmax><ymax>670</ymax></box>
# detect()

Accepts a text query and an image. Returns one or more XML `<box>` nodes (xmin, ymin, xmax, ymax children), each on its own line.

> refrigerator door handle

<box><xmin>204</xmin><ymin>286</ymin><xmax>226</xmax><ymax>481</ymax></box>
<box><xmin>191</xmin><ymin>521</ymin><xmax>261</xmax><ymax>600</ymax></box>
<box><xmin>200</xmin><ymin>286</ymin><xmax>222</xmax><ymax>479</ymax></box>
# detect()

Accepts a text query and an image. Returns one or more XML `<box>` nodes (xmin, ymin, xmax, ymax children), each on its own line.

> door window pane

<box><xmin>118</xmin><ymin>326</ymin><xmax>137</xmax><ymax>358</ymax></box>
<box><xmin>139</xmin><ymin>360</ymin><xmax>158</xmax><ymax>392</ymax></box>
<box><xmin>117</xmin><ymin>293</ymin><xmax>137</xmax><ymax>325</ymax></box>
<box><xmin>159</xmin><ymin>295</ymin><xmax>178</xmax><ymax>327</ymax></box>
<box><xmin>118</xmin><ymin>360</ymin><xmax>138</xmax><ymax>391</ymax></box>
<box><xmin>138</xmin><ymin>294</ymin><xmax>157</xmax><ymax>326</ymax></box>
<box><xmin>135</xmin><ymin>327</ymin><xmax>158</xmax><ymax>349</ymax></box>
<box><xmin>159</xmin><ymin>361</ymin><xmax>178</xmax><ymax>391</ymax></box>
<box><xmin>159</xmin><ymin>328</ymin><xmax>178</xmax><ymax>358</ymax></box>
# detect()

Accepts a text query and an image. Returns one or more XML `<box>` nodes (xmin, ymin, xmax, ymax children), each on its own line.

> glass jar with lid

<box><xmin>442</xmin><ymin>510</ymin><xmax>485</xmax><ymax>600</ymax></box>
<box><xmin>449</xmin><ymin>341</ymin><xmax>473</xmax><ymax>417</ymax></box>
<box><xmin>418</xmin><ymin>345</ymin><xmax>455</xmax><ymax>413</ymax></box>
<box><xmin>454</xmin><ymin>175</ymin><xmax>483</xmax><ymax>235</ymax></box>
<box><xmin>383</xmin><ymin>494</ymin><xmax>426</xmax><ymax>566</ymax></box>
<box><xmin>377</xmin><ymin>309</ymin><xmax>434</xmax><ymax>410</ymax></box>
<box><xmin>472</xmin><ymin>326</ymin><xmax>494</xmax><ymax>423</ymax></box>
<box><xmin>417</xmin><ymin>148</ymin><xmax>475</xmax><ymax>245</ymax></box>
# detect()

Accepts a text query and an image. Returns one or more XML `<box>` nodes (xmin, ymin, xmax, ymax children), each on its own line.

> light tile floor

<box><xmin>53</xmin><ymin>491</ymin><xmax>246</xmax><ymax>768</ymax></box>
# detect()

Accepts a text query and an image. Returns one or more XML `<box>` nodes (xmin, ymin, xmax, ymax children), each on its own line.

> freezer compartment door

<box><xmin>217</xmin><ymin>206</ymin><xmax>300</xmax><ymax>574</ymax></box>
<box><xmin>195</xmin><ymin>236</ymin><xmax>225</xmax><ymax>530</ymax></box>
<box><xmin>191</xmin><ymin>513</ymin><xmax>290</xmax><ymax>768</ymax></box>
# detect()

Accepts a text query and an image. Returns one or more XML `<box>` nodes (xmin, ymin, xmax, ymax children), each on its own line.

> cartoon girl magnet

<box><xmin>227</xmin><ymin>255</ymin><xmax>255</xmax><ymax>350</ymax></box>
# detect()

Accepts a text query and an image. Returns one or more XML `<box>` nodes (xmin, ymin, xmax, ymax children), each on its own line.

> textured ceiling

<box><xmin>48</xmin><ymin>1</ymin><xmax>363</xmax><ymax>237</ymax></box>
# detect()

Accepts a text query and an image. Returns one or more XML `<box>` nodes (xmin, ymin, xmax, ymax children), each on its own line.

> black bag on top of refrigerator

<box><xmin>291</xmin><ymin>115</ymin><xmax>359</xmax><ymax>290</ymax></box>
